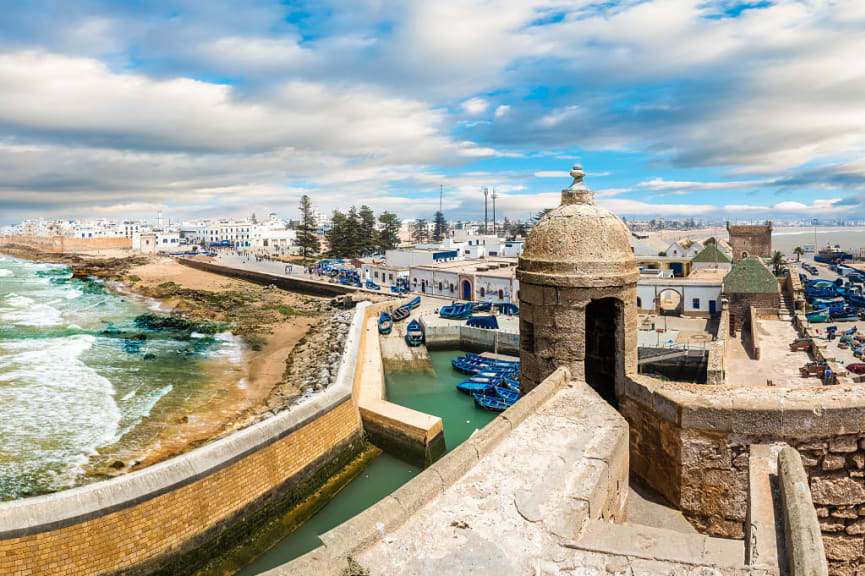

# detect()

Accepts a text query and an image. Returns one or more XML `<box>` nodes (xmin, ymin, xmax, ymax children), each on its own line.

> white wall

<box><xmin>637</xmin><ymin>282</ymin><xmax>722</xmax><ymax>314</ymax></box>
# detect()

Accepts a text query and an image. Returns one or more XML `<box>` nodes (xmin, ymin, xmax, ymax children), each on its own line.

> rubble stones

<box><xmin>811</xmin><ymin>476</ymin><xmax>865</xmax><ymax>506</ymax></box>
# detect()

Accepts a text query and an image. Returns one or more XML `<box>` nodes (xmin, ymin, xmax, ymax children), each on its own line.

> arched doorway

<box><xmin>656</xmin><ymin>288</ymin><xmax>683</xmax><ymax>316</ymax></box>
<box><xmin>741</xmin><ymin>251</ymin><xmax>749</xmax><ymax>259</ymax></box>
<box><xmin>585</xmin><ymin>298</ymin><xmax>624</xmax><ymax>408</ymax></box>
<box><xmin>461</xmin><ymin>280</ymin><xmax>472</xmax><ymax>300</ymax></box>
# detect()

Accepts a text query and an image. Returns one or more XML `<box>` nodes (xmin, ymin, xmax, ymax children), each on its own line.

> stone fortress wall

<box><xmin>619</xmin><ymin>373</ymin><xmax>865</xmax><ymax>574</ymax></box>
<box><xmin>0</xmin><ymin>234</ymin><xmax>133</xmax><ymax>253</ymax></box>
<box><xmin>0</xmin><ymin>303</ymin><xmax>370</xmax><ymax>576</ymax></box>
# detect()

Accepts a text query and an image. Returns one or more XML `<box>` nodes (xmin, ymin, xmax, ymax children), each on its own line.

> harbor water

<box><xmin>232</xmin><ymin>349</ymin><xmax>498</xmax><ymax>575</ymax></box>
<box><xmin>0</xmin><ymin>256</ymin><xmax>241</xmax><ymax>500</ymax></box>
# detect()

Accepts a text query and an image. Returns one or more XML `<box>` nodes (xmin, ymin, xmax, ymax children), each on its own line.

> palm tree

<box><xmin>793</xmin><ymin>246</ymin><xmax>804</xmax><ymax>262</ymax></box>
<box><xmin>772</xmin><ymin>250</ymin><xmax>785</xmax><ymax>275</ymax></box>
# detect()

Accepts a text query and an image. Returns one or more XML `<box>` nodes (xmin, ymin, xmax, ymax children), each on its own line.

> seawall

<box><xmin>0</xmin><ymin>235</ymin><xmax>132</xmax><ymax>253</ymax></box>
<box><xmin>0</xmin><ymin>303</ymin><xmax>370</xmax><ymax>576</ymax></box>
<box><xmin>424</xmin><ymin>322</ymin><xmax>519</xmax><ymax>356</ymax></box>
<box><xmin>177</xmin><ymin>257</ymin><xmax>381</xmax><ymax>297</ymax></box>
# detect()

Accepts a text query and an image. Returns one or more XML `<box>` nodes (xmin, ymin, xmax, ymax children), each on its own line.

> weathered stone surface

<box><xmin>811</xmin><ymin>476</ymin><xmax>865</xmax><ymax>506</ymax></box>
<box><xmin>821</xmin><ymin>520</ymin><xmax>847</xmax><ymax>533</ymax></box>
<box><xmin>847</xmin><ymin>518</ymin><xmax>865</xmax><ymax>535</ymax></box>
<box><xmin>833</xmin><ymin>508</ymin><xmax>860</xmax><ymax>520</ymax></box>
<box><xmin>852</xmin><ymin>453</ymin><xmax>865</xmax><ymax>470</ymax></box>
<box><xmin>824</xmin><ymin>454</ymin><xmax>848</xmax><ymax>471</ymax></box>
<box><xmin>831</xmin><ymin>436</ymin><xmax>860</xmax><ymax>454</ymax></box>
<box><xmin>823</xmin><ymin>534</ymin><xmax>864</xmax><ymax>561</ymax></box>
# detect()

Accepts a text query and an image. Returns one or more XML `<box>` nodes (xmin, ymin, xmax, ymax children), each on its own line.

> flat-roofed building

<box><xmin>409</xmin><ymin>257</ymin><xmax>518</xmax><ymax>302</ymax></box>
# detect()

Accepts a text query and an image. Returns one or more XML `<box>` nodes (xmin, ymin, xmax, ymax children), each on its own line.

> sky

<box><xmin>2</xmin><ymin>0</ymin><xmax>865</xmax><ymax>225</ymax></box>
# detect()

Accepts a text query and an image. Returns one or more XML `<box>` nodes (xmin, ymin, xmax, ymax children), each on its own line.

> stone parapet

<box><xmin>0</xmin><ymin>303</ymin><xmax>370</xmax><ymax>576</ymax></box>
<box><xmin>778</xmin><ymin>446</ymin><xmax>829</xmax><ymax>576</ymax></box>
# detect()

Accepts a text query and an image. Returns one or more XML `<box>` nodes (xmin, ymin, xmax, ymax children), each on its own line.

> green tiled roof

<box><xmin>692</xmin><ymin>244</ymin><xmax>731</xmax><ymax>263</ymax></box>
<box><xmin>723</xmin><ymin>257</ymin><xmax>780</xmax><ymax>293</ymax></box>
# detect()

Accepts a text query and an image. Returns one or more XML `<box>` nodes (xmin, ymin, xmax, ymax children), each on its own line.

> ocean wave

<box><xmin>0</xmin><ymin>334</ymin><xmax>121</xmax><ymax>493</ymax></box>
<box><xmin>210</xmin><ymin>331</ymin><xmax>245</xmax><ymax>364</ymax></box>
<box><xmin>0</xmin><ymin>268</ymin><xmax>12</xmax><ymax>277</ymax></box>
<box><xmin>1</xmin><ymin>302</ymin><xmax>63</xmax><ymax>327</ymax></box>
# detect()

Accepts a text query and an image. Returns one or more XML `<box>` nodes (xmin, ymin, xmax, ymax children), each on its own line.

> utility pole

<box><xmin>439</xmin><ymin>184</ymin><xmax>443</xmax><ymax>214</ymax></box>
<box><xmin>492</xmin><ymin>188</ymin><xmax>498</xmax><ymax>237</ymax></box>
<box><xmin>483</xmin><ymin>187</ymin><xmax>489</xmax><ymax>235</ymax></box>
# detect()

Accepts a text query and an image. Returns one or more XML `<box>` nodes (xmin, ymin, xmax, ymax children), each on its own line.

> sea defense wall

<box><xmin>0</xmin><ymin>303</ymin><xmax>370</xmax><ymax>576</ymax></box>
<box><xmin>424</xmin><ymin>322</ymin><xmax>520</xmax><ymax>356</ymax></box>
<box><xmin>619</xmin><ymin>374</ymin><xmax>865</xmax><ymax>575</ymax></box>
<box><xmin>0</xmin><ymin>235</ymin><xmax>132</xmax><ymax>253</ymax></box>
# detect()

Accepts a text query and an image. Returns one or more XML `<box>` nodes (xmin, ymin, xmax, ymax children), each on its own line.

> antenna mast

<box><xmin>492</xmin><ymin>188</ymin><xmax>498</xmax><ymax>237</ymax></box>
<box><xmin>483</xmin><ymin>187</ymin><xmax>489</xmax><ymax>235</ymax></box>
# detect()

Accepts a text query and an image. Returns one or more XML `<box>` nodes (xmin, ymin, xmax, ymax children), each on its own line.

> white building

<box><xmin>386</xmin><ymin>248</ymin><xmax>460</xmax><ymax>268</ymax></box>
<box><xmin>251</xmin><ymin>225</ymin><xmax>296</xmax><ymax>253</ymax></box>
<box><xmin>408</xmin><ymin>258</ymin><xmax>519</xmax><ymax>302</ymax></box>
<box><xmin>207</xmin><ymin>221</ymin><xmax>253</xmax><ymax>247</ymax></box>
<box><xmin>636</xmin><ymin>269</ymin><xmax>725</xmax><ymax>316</ymax></box>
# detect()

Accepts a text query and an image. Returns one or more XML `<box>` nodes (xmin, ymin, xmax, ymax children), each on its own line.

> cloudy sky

<box><xmin>1</xmin><ymin>0</ymin><xmax>865</xmax><ymax>224</ymax></box>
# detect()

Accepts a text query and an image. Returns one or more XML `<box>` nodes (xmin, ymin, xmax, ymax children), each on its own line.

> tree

<box><xmin>296</xmin><ymin>195</ymin><xmax>320</xmax><ymax>260</ymax></box>
<box><xmin>326</xmin><ymin>207</ymin><xmax>364</xmax><ymax>258</ymax></box>
<box><xmin>359</xmin><ymin>205</ymin><xmax>377</xmax><ymax>256</ymax></box>
<box><xmin>432</xmin><ymin>211</ymin><xmax>448</xmax><ymax>242</ymax></box>
<box><xmin>794</xmin><ymin>246</ymin><xmax>804</xmax><ymax>262</ymax></box>
<box><xmin>250</xmin><ymin>212</ymin><xmax>258</xmax><ymax>224</ymax></box>
<box><xmin>512</xmin><ymin>222</ymin><xmax>528</xmax><ymax>240</ymax></box>
<box><xmin>772</xmin><ymin>250</ymin><xmax>785</xmax><ymax>275</ymax></box>
<box><xmin>412</xmin><ymin>219</ymin><xmax>429</xmax><ymax>244</ymax></box>
<box><xmin>377</xmin><ymin>212</ymin><xmax>401</xmax><ymax>252</ymax></box>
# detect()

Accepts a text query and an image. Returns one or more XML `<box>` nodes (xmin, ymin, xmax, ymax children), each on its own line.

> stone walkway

<box><xmin>726</xmin><ymin>318</ymin><xmax>812</xmax><ymax>387</ymax></box>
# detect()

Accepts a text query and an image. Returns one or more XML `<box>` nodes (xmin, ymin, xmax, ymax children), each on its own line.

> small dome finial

<box><xmin>562</xmin><ymin>163</ymin><xmax>592</xmax><ymax>205</ymax></box>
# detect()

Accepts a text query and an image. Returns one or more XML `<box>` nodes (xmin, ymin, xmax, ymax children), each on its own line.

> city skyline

<box><xmin>1</xmin><ymin>1</ymin><xmax>864</xmax><ymax>224</ymax></box>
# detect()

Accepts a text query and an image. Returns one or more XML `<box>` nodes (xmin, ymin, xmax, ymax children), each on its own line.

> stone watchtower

<box><xmin>517</xmin><ymin>165</ymin><xmax>638</xmax><ymax>407</ymax></box>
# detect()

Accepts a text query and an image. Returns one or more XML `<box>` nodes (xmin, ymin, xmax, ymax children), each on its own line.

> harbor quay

<box><xmin>8</xmin><ymin>167</ymin><xmax>865</xmax><ymax>576</ymax></box>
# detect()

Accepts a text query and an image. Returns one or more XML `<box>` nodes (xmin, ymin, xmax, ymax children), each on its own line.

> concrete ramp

<box><xmin>380</xmin><ymin>317</ymin><xmax>433</xmax><ymax>373</ymax></box>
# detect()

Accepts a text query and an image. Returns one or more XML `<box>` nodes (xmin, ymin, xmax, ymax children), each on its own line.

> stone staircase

<box><xmin>779</xmin><ymin>292</ymin><xmax>794</xmax><ymax>320</ymax></box>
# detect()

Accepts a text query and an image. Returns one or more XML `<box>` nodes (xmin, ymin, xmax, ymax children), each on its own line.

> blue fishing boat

<box><xmin>464</xmin><ymin>352</ymin><xmax>519</xmax><ymax>367</ymax></box>
<box><xmin>440</xmin><ymin>303</ymin><xmax>473</xmax><ymax>320</ymax></box>
<box><xmin>407</xmin><ymin>296</ymin><xmax>421</xmax><ymax>310</ymax></box>
<box><xmin>466</xmin><ymin>316</ymin><xmax>499</xmax><ymax>329</ymax></box>
<box><xmin>365</xmin><ymin>280</ymin><xmax>380</xmax><ymax>290</ymax></box>
<box><xmin>378</xmin><ymin>312</ymin><xmax>393</xmax><ymax>335</ymax></box>
<box><xmin>813</xmin><ymin>297</ymin><xmax>846</xmax><ymax>312</ymax></box>
<box><xmin>405</xmin><ymin>319</ymin><xmax>424</xmax><ymax>346</ymax></box>
<box><xmin>457</xmin><ymin>378</ymin><xmax>497</xmax><ymax>395</ymax></box>
<box><xmin>470</xmin><ymin>301</ymin><xmax>492</xmax><ymax>313</ymax></box>
<box><xmin>472</xmin><ymin>392</ymin><xmax>513</xmax><ymax>412</ymax></box>
<box><xmin>806</xmin><ymin>308</ymin><xmax>830</xmax><ymax>323</ymax></box>
<box><xmin>392</xmin><ymin>304</ymin><xmax>411</xmax><ymax>322</ymax></box>
<box><xmin>494</xmin><ymin>302</ymin><xmax>519</xmax><ymax>316</ymax></box>
<box><xmin>832</xmin><ymin>309</ymin><xmax>859</xmax><ymax>321</ymax></box>
<box><xmin>494</xmin><ymin>385</ymin><xmax>520</xmax><ymax>404</ymax></box>
<box><xmin>849</xmin><ymin>292</ymin><xmax>865</xmax><ymax>308</ymax></box>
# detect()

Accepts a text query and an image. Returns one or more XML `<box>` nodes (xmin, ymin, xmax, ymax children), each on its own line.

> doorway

<box><xmin>585</xmin><ymin>298</ymin><xmax>624</xmax><ymax>408</ymax></box>
<box><xmin>461</xmin><ymin>280</ymin><xmax>472</xmax><ymax>300</ymax></box>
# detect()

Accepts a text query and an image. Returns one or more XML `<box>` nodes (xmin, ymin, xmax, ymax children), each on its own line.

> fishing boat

<box><xmin>390</xmin><ymin>285</ymin><xmax>401</xmax><ymax>293</ymax></box>
<box><xmin>847</xmin><ymin>364</ymin><xmax>865</xmax><ymax>375</ymax></box>
<box><xmin>464</xmin><ymin>352</ymin><xmax>520</xmax><ymax>367</ymax></box>
<box><xmin>831</xmin><ymin>309</ymin><xmax>860</xmax><ymax>321</ymax></box>
<box><xmin>472</xmin><ymin>391</ymin><xmax>513</xmax><ymax>412</ymax></box>
<box><xmin>378</xmin><ymin>312</ymin><xmax>393</xmax><ymax>335</ymax></box>
<box><xmin>392</xmin><ymin>304</ymin><xmax>411</xmax><ymax>322</ymax></box>
<box><xmin>812</xmin><ymin>297</ymin><xmax>846</xmax><ymax>312</ymax></box>
<box><xmin>466</xmin><ymin>316</ymin><xmax>499</xmax><ymax>329</ymax></box>
<box><xmin>456</xmin><ymin>378</ymin><xmax>498</xmax><ymax>395</ymax></box>
<box><xmin>440</xmin><ymin>303</ymin><xmax>473</xmax><ymax>320</ymax></box>
<box><xmin>494</xmin><ymin>302</ymin><xmax>520</xmax><ymax>316</ymax></box>
<box><xmin>806</xmin><ymin>308</ymin><xmax>830</xmax><ymax>323</ymax></box>
<box><xmin>407</xmin><ymin>296</ymin><xmax>421</xmax><ymax>310</ymax></box>
<box><xmin>405</xmin><ymin>319</ymin><xmax>424</xmax><ymax>346</ymax></box>
<box><xmin>815</xmin><ymin>244</ymin><xmax>852</xmax><ymax>264</ymax></box>
<box><xmin>470</xmin><ymin>301</ymin><xmax>492</xmax><ymax>313</ymax></box>
<box><xmin>493</xmin><ymin>385</ymin><xmax>520</xmax><ymax>404</ymax></box>
<box><xmin>365</xmin><ymin>280</ymin><xmax>380</xmax><ymax>290</ymax></box>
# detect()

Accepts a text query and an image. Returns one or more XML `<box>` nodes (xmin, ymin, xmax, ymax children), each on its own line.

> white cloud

<box><xmin>461</xmin><ymin>97</ymin><xmax>489</xmax><ymax>115</ymax></box>
<box><xmin>494</xmin><ymin>105</ymin><xmax>510</xmax><ymax>119</ymax></box>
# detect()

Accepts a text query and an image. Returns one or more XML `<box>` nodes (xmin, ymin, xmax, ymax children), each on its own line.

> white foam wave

<box><xmin>0</xmin><ymin>335</ymin><xmax>121</xmax><ymax>490</ymax></box>
<box><xmin>211</xmin><ymin>331</ymin><xmax>244</xmax><ymax>364</ymax></box>
<box><xmin>0</xmin><ymin>268</ymin><xmax>12</xmax><ymax>277</ymax></box>
<box><xmin>1</xmin><ymin>301</ymin><xmax>63</xmax><ymax>326</ymax></box>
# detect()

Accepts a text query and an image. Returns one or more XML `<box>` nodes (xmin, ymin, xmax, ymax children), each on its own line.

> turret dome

<box><xmin>518</xmin><ymin>165</ymin><xmax>638</xmax><ymax>287</ymax></box>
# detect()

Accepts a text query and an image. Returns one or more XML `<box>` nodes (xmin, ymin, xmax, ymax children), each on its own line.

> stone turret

<box><xmin>517</xmin><ymin>165</ymin><xmax>638</xmax><ymax>405</ymax></box>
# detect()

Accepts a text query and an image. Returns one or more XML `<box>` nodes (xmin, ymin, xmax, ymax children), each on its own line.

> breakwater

<box><xmin>0</xmin><ymin>302</ymin><xmax>369</xmax><ymax>576</ymax></box>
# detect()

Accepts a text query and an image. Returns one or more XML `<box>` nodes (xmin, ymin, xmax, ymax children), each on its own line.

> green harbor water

<box><xmin>233</xmin><ymin>349</ymin><xmax>498</xmax><ymax>575</ymax></box>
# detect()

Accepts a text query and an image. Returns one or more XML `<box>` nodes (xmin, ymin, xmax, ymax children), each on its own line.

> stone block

<box><xmin>568</xmin><ymin>458</ymin><xmax>609</xmax><ymax>518</ymax></box>
<box><xmin>846</xmin><ymin>518</ymin><xmax>865</xmax><ymax>535</ymax></box>
<box><xmin>830</xmin><ymin>436</ymin><xmax>860</xmax><ymax>454</ymax></box>
<box><xmin>811</xmin><ymin>476</ymin><xmax>865</xmax><ymax>506</ymax></box>
<box><xmin>319</xmin><ymin>495</ymin><xmax>405</xmax><ymax>558</ymax></box>
<box><xmin>389</xmin><ymin>468</ymin><xmax>444</xmax><ymax>516</ymax></box>
<box><xmin>700</xmin><ymin>469</ymin><xmax>737</xmax><ymax>518</ymax></box>
<box><xmin>823</xmin><ymin>534</ymin><xmax>863</xmax><ymax>561</ymax></box>
<box><xmin>679</xmin><ymin>396</ymin><xmax>733</xmax><ymax>433</ymax></box>
<box><xmin>824</xmin><ymin>454</ymin><xmax>847</xmax><ymax>471</ymax></box>
<box><xmin>821</xmin><ymin>519</ymin><xmax>847</xmax><ymax>533</ymax></box>
<box><xmin>681</xmin><ymin>431</ymin><xmax>731</xmax><ymax>471</ymax></box>
<box><xmin>731</xmin><ymin>398</ymin><xmax>783</xmax><ymax>436</ymax></box>
<box><xmin>832</xmin><ymin>508</ymin><xmax>859</xmax><ymax>520</ymax></box>
<box><xmin>852</xmin><ymin>453</ymin><xmax>865</xmax><ymax>470</ymax></box>
<box><xmin>782</xmin><ymin>401</ymin><xmax>829</xmax><ymax>437</ymax></box>
<box><xmin>430</xmin><ymin>443</ymin><xmax>478</xmax><ymax>488</ymax></box>
<box><xmin>652</xmin><ymin>389</ymin><xmax>681</xmax><ymax>425</ymax></box>
<box><xmin>467</xmin><ymin>417</ymin><xmax>512</xmax><ymax>459</ymax></box>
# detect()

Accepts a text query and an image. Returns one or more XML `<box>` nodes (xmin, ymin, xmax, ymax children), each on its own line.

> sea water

<box><xmin>0</xmin><ymin>256</ymin><xmax>240</xmax><ymax>500</ymax></box>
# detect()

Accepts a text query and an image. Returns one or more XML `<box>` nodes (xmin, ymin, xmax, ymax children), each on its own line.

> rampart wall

<box><xmin>0</xmin><ymin>235</ymin><xmax>132</xmax><ymax>253</ymax></box>
<box><xmin>424</xmin><ymin>322</ymin><xmax>520</xmax><ymax>356</ymax></box>
<box><xmin>619</xmin><ymin>374</ymin><xmax>865</xmax><ymax>575</ymax></box>
<box><xmin>706</xmin><ymin>298</ymin><xmax>729</xmax><ymax>385</ymax></box>
<box><xmin>0</xmin><ymin>303</ymin><xmax>369</xmax><ymax>576</ymax></box>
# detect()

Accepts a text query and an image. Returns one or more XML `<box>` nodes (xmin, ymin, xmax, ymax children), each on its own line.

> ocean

<box><xmin>0</xmin><ymin>256</ymin><xmax>240</xmax><ymax>500</ymax></box>
<box><xmin>772</xmin><ymin>228</ymin><xmax>865</xmax><ymax>257</ymax></box>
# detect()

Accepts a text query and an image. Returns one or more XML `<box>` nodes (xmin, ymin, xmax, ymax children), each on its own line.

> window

<box><xmin>480</xmin><ymin>287</ymin><xmax>486</xmax><ymax>297</ymax></box>
<box><xmin>438</xmin><ymin>282</ymin><xmax>443</xmax><ymax>291</ymax></box>
<box><xmin>692</xmin><ymin>298</ymin><xmax>700</xmax><ymax>309</ymax></box>
<box><xmin>374</xmin><ymin>272</ymin><xmax>379</xmax><ymax>280</ymax></box>
<box><xmin>389</xmin><ymin>274</ymin><xmax>394</xmax><ymax>281</ymax></box>
<box><xmin>637</xmin><ymin>297</ymin><xmax>642</xmax><ymax>308</ymax></box>
<box><xmin>449</xmin><ymin>283</ymin><xmax>454</xmax><ymax>292</ymax></box>
<box><xmin>498</xmin><ymin>289</ymin><xmax>504</xmax><ymax>300</ymax></box>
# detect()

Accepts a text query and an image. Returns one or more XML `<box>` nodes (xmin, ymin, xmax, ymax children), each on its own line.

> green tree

<box><xmin>772</xmin><ymin>250</ymin><xmax>785</xmax><ymax>275</ymax></box>
<box><xmin>345</xmin><ymin>207</ymin><xmax>363</xmax><ymax>256</ymax></box>
<box><xmin>377</xmin><ymin>212</ymin><xmax>401</xmax><ymax>252</ymax></box>
<box><xmin>793</xmin><ymin>246</ymin><xmax>804</xmax><ymax>262</ymax></box>
<box><xmin>432</xmin><ymin>211</ymin><xmax>448</xmax><ymax>242</ymax></box>
<box><xmin>296</xmin><ymin>195</ymin><xmax>320</xmax><ymax>260</ymax></box>
<box><xmin>326</xmin><ymin>210</ymin><xmax>348</xmax><ymax>258</ymax></box>
<box><xmin>359</xmin><ymin>205</ymin><xmax>377</xmax><ymax>256</ymax></box>
<box><xmin>412</xmin><ymin>219</ymin><xmax>429</xmax><ymax>244</ymax></box>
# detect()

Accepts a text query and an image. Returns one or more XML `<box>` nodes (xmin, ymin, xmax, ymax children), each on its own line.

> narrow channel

<box><xmin>231</xmin><ymin>349</ymin><xmax>498</xmax><ymax>575</ymax></box>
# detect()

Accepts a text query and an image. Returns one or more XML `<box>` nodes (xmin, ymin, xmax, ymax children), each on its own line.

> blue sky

<box><xmin>1</xmin><ymin>0</ymin><xmax>864</xmax><ymax>224</ymax></box>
